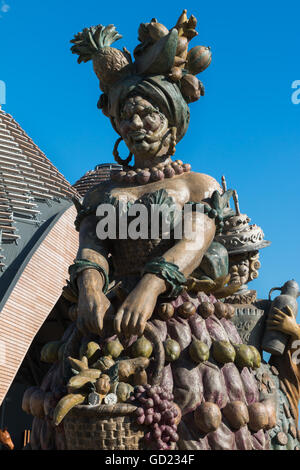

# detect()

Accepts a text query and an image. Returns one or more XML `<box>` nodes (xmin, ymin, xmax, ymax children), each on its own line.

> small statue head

<box><xmin>228</xmin><ymin>250</ymin><xmax>261</xmax><ymax>287</ymax></box>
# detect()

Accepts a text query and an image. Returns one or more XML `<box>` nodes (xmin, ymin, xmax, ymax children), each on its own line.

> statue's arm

<box><xmin>75</xmin><ymin>214</ymin><xmax>113</xmax><ymax>335</ymax></box>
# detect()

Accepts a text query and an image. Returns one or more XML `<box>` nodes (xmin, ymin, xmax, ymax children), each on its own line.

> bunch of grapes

<box><xmin>128</xmin><ymin>384</ymin><xmax>179</xmax><ymax>450</ymax></box>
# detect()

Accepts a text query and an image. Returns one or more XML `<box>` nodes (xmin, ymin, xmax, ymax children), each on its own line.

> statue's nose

<box><xmin>130</xmin><ymin>114</ymin><xmax>143</xmax><ymax>130</ymax></box>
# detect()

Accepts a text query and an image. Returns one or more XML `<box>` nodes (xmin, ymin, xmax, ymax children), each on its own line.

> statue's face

<box><xmin>228</xmin><ymin>251</ymin><xmax>261</xmax><ymax>286</ymax></box>
<box><xmin>116</xmin><ymin>95</ymin><xmax>170</xmax><ymax>160</ymax></box>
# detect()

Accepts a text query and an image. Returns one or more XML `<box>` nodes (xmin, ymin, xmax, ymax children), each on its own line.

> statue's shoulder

<box><xmin>82</xmin><ymin>181</ymin><xmax>114</xmax><ymax>209</ymax></box>
<box><xmin>187</xmin><ymin>171</ymin><xmax>222</xmax><ymax>202</ymax></box>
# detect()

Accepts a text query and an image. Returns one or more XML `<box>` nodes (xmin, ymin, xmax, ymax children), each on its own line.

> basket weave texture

<box><xmin>64</xmin><ymin>403</ymin><xmax>144</xmax><ymax>450</ymax></box>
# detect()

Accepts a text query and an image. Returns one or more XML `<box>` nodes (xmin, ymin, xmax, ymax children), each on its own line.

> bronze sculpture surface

<box><xmin>24</xmin><ymin>10</ymin><xmax>300</xmax><ymax>451</ymax></box>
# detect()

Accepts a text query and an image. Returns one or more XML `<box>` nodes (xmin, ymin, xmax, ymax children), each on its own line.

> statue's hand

<box><xmin>77</xmin><ymin>270</ymin><xmax>113</xmax><ymax>336</ymax></box>
<box><xmin>267</xmin><ymin>305</ymin><xmax>300</xmax><ymax>341</ymax></box>
<box><xmin>114</xmin><ymin>274</ymin><xmax>164</xmax><ymax>337</ymax></box>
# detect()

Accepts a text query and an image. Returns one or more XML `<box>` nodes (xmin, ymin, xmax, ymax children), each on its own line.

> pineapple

<box><xmin>70</xmin><ymin>24</ymin><xmax>132</xmax><ymax>91</ymax></box>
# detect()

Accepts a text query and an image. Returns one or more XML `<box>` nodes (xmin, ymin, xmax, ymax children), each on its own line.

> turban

<box><xmin>107</xmin><ymin>74</ymin><xmax>190</xmax><ymax>142</ymax></box>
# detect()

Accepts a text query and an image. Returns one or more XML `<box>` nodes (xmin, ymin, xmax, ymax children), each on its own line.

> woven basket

<box><xmin>63</xmin><ymin>323</ymin><xmax>165</xmax><ymax>450</ymax></box>
<box><xmin>64</xmin><ymin>403</ymin><xmax>144</xmax><ymax>450</ymax></box>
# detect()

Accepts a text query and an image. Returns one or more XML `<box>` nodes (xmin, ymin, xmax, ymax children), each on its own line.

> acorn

<box><xmin>214</xmin><ymin>302</ymin><xmax>228</xmax><ymax>320</ymax></box>
<box><xmin>198</xmin><ymin>302</ymin><xmax>215</xmax><ymax>319</ymax></box>
<box><xmin>186</xmin><ymin>46</ymin><xmax>212</xmax><ymax>75</ymax></box>
<box><xmin>177</xmin><ymin>302</ymin><xmax>196</xmax><ymax>319</ymax></box>
<box><xmin>157</xmin><ymin>303</ymin><xmax>174</xmax><ymax>321</ymax></box>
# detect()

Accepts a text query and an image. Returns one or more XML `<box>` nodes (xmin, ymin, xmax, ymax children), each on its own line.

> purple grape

<box><xmin>171</xmin><ymin>424</ymin><xmax>177</xmax><ymax>431</ymax></box>
<box><xmin>164</xmin><ymin>410</ymin><xmax>173</xmax><ymax>421</ymax></box>
<box><xmin>144</xmin><ymin>432</ymin><xmax>152</xmax><ymax>442</ymax></box>
<box><xmin>153</xmin><ymin>428</ymin><xmax>162</xmax><ymax>439</ymax></box>
<box><xmin>137</xmin><ymin>415</ymin><xmax>145</xmax><ymax>425</ymax></box>
<box><xmin>171</xmin><ymin>432</ymin><xmax>179</xmax><ymax>442</ymax></box>
<box><xmin>144</xmin><ymin>414</ymin><xmax>153</xmax><ymax>425</ymax></box>
<box><xmin>162</xmin><ymin>435</ymin><xmax>170</xmax><ymax>443</ymax></box>
<box><xmin>135</xmin><ymin>407</ymin><xmax>144</xmax><ymax>417</ymax></box>
<box><xmin>144</xmin><ymin>384</ymin><xmax>151</xmax><ymax>390</ymax></box>
<box><xmin>158</xmin><ymin>401</ymin><xmax>167</xmax><ymax>412</ymax></box>
<box><xmin>135</xmin><ymin>386</ymin><xmax>145</xmax><ymax>393</ymax></box>
<box><xmin>146</xmin><ymin>407</ymin><xmax>154</xmax><ymax>415</ymax></box>
<box><xmin>156</xmin><ymin>438</ymin><xmax>164</xmax><ymax>448</ymax></box>
<box><xmin>153</xmin><ymin>412</ymin><xmax>161</xmax><ymax>423</ymax></box>
<box><xmin>170</xmin><ymin>418</ymin><xmax>175</xmax><ymax>426</ymax></box>
<box><xmin>146</xmin><ymin>398</ymin><xmax>154</xmax><ymax>408</ymax></box>
<box><xmin>172</xmin><ymin>408</ymin><xmax>178</xmax><ymax>417</ymax></box>
<box><xmin>160</xmin><ymin>425</ymin><xmax>166</xmax><ymax>432</ymax></box>
<box><xmin>153</xmin><ymin>394</ymin><xmax>161</xmax><ymax>406</ymax></box>
<box><xmin>139</xmin><ymin>396</ymin><xmax>148</xmax><ymax>404</ymax></box>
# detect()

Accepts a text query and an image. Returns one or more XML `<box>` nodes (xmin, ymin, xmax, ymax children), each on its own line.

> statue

<box><xmin>23</xmin><ymin>10</ymin><xmax>300</xmax><ymax>451</ymax></box>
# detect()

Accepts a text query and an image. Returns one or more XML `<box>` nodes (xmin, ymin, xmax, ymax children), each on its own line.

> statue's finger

<box><xmin>272</xmin><ymin>307</ymin><xmax>285</xmax><ymax>317</ymax></box>
<box><xmin>286</xmin><ymin>305</ymin><xmax>294</xmax><ymax>317</ymax></box>
<box><xmin>114</xmin><ymin>309</ymin><xmax>124</xmax><ymax>335</ymax></box>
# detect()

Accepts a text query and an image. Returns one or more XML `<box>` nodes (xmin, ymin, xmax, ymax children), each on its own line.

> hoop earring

<box><xmin>113</xmin><ymin>137</ymin><xmax>133</xmax><ymax>166</ymax></box>
<box><xmin>168</xmin><ymin>127</ymin><xmax>177</xmax><ymax>156</ymax></box>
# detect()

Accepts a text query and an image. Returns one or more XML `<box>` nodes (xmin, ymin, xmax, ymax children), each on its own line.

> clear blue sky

<box><xmin>0</xmin><ymin>0</ymin><xmax>300</xmax><ymax>302</ymax></box>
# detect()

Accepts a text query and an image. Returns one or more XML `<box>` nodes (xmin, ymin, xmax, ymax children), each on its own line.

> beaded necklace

<box><xmin>110</xmin><ymin>160</ymin><xmax>191</xmax><ymax>185</ymax></box>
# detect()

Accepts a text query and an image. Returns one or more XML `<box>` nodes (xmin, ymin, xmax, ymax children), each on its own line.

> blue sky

<box><xmin>0</xmin><ymin>0</ymin><xmax>300</xmax><ymax>302</ymax></box>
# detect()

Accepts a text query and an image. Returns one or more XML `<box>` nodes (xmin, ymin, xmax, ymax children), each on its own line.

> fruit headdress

<box><xmin>70</xmin><ymin>10</ymin><xmax>212</xmax><ymax>140</ymax></box>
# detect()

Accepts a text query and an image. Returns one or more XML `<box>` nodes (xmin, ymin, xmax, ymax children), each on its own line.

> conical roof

<box><xmin>73</xmin><ymin>163</ymin><xmax>122</xmax><ymax>197</ymax></box>
<box><xmin>0</xmin><ymin>106</ymin><xmax>80</xmax><ymax>275</ymax></box>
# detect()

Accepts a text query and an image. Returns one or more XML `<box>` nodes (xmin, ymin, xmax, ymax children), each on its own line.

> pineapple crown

<box><xmin>70</xmin><ymin>24</ymin><xmax>122</xmax><ymax>63</ymax></box>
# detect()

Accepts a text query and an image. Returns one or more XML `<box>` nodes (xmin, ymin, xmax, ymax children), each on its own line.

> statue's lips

<box><xmin>128</xmin><ymin>131</ymin><xmax>147</xmax><ymax>142</ymax></box>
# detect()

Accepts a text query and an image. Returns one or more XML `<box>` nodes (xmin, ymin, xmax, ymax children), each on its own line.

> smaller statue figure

<box><xmin>216</xmin><ymin>188</ymin><xmax>300</xmax><ymax>449</ymax></box>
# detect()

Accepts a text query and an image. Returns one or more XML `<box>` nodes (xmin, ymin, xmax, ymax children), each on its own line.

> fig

<box><xmin>198</xmin><ymin>302</ymin><xmax>215</xmax><ymax>319</ymax></box>
<box><xmin>234</xmin><ymin>344</ymin><xmax>254</xmax><ymax>369</ymax></box>
<box><xmin>157</xmin><ymin>303</ymin><xmax>174</xmax><ymax>321</ymax></box>
<box><xmin>226</xmin><ymin>304</ymin><xmax>235</xmax><ymax>319</ymax></box>
<box><xmin>177</xmin><ymin>301</ymin><xmax>196</xmax><ymax>319</ymax></box>
<box><xmin>40</xmin><ymin>341</ymin><xmax>61</xmax><ymax>363</ymax></box>
<box><xmin>176</xmin><ymin>36</ymin><xmax>188</xmax><ymax>57</ymax></box>
<box><xmin>212</xmin><ymin>340</ymin><xmax>236</xmax><ymax>364</ymax></box>
<box><xmin>29</xmin><ymin>389</ymin><xmax>45</xmax><ymax>419</ymax></box>
<box><xmin>104</xmin><ymin>339</ymin><xmax>124</xmax><ymax>359</ymax></box>
<box><xmin>189</xmin><ymin>339</ymin><xmax>210</xmax><ymax>363</ymax></box>
<box><xmin>133</xmin><ymin>370</ymin><xmax>148</xmax><ymax>386</ymax></box>
<box><xmin>249</xmin><ymin>346</ymin><xmax>261</xmax><ymax>369</ymax></box>
<box><xmin>180</xmin><ymin>74</ymin><xmax>203</xmax><ymax>103</ymax></box>
<box><xmin>116</xmin><ymin>382</ymin><xmax>134</xmax><ymax>403</ymax></box>
<box><xmin>186</xmin><ymin>45</ymin><xmax>212</xmax><ymax>75</ymax></box>
<box><xmin>194</xmin><ymin>402</ymin><xmax>222</xmax><ymax>434</ymax></box>
<box><xmin>222</xmin><ymin>401</ymin><xmax>249</xmax><ymax>430</ymax></box>
<box><xmin>248</xmin><ymin>402</ymin><xmax>269</xmax><ymax>432</ymax></box>
<box><xmin>147</xmin><ymin>22</ymin><xmax>169</xmax><ymax>42</ymax></box>
<box><xmin>164</xmin><ymin>339</ymin><xmax>181</xmax><ymax>362</ymax></box>
<box><xmin>214</xmin><ymin>302</ymin><xmax>228</xmax><ymax>319</ymax></box>
<box><xmin>80</xmin><ymin>341</ymin><xmax>101</xmax><ymax>363</ymax></box>
<box><xmin>131</xmin><ymin>336</ymin><xmax>153</xmax><ymax>358</ymax></box>
<box><xmin>263</xmin><ymin>399</ymin><xmax>277</xmax><ymax>430</ymax></box>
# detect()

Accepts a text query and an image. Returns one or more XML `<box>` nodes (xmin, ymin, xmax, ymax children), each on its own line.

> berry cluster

<box><xmin>128</xmin><ymin>385</ymin><xmax>179</xmax><ymax>450</ymax></box>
